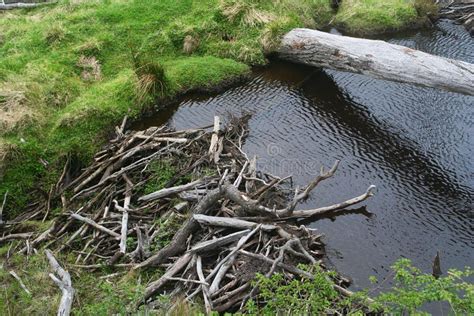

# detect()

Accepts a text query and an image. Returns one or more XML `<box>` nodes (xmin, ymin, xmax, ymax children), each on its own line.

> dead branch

<box><xmin>9</xmin><ymin>270</ymin><xmax>31</xmax><ymax>295</ymax></box>
<box><xmin>70</xmin><ymin>213</ymin><xmax>120</xmax><ymax>239</ymax></box>
<box><xmin>45</xmin><ymin>249</ymin><xmax>74</xmax><ymax>316</ymax></box>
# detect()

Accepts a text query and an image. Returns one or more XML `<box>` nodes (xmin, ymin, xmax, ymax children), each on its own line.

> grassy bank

<box><xmin>0</xmin><ymin>0</ymin><xmax>437</xmax><ymax>213</ymax></box>
<box><xmin>0</xmin><ymin>0</ymin><xmax>333</xmax><ymax>213</ymax></box>
<box><xmin>334</xmin><ymin>0</ymin><xmax>438</xmax><ymax>35</ymax></box>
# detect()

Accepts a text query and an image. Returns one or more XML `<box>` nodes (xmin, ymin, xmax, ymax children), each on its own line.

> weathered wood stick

<box><xmin>9</xmin><ymin>270</ymin><xmax>31</xmax><ymax>295</ymax></box>
<box><xmin>282</xmin><ymin>160</ymin><xmax>339</xmax><ymax>216</ymax></box>
<box><xmin>139</xmin><ymin>178</ymin><xmax>206</xmax><ymax>202</ymax></box>
<box><xmin>134</xmin><ymin>135</ymin><xmax>188</xmax><ymax>143</ymax></box>
<box><xmin>71</xmin><ymin>263</ymin><xmax>133</xmax><ymax>269</ymax></box>
<box><xmin>288</xmin><ymin>185</ymin><xmax>376</xmax><ymax>218</ymax></box>
<box><xmin>45</xmin><ymin>249</ymin><xmax>74</xmax><ymax>316</ymax></box>
<box><xmin>118</xmin><ymin>184</ymin><xmax>131</xmax><ymax>254</ymax></box>
<box><xmin>143</xmin><ymin>253</ymin><xmax>192</xmax><ymax>301</ymax></box>
<box><xmin>188</xmin><ymin>229</ymin><xmax>250</xmax><ymax>254</ymax></box>
<box><xmin>0</xmin><ymin>190</ymin><xmax>7</xmax><ymax>225</ymax></box>
<box><xmin>194</xmin><ymin>214</ymin><xmax>278</xmax><ymax>232</ymax></box>
<box><xmin>213</xmin><ymin>283</ymin><xmax>250</xmax><ymax>305</ymax></box>
<box><xmin>166</xmin><ymin>276</ymin><xmax>209</xmax><ymax>285</ymax></box>
<box><xmin>70</xmin><ymin>213</ymin><xmax>120</xmax><ymax>239</ymax></box>
<box><xmin>208</xmin><ymin>116</ymin><xmax>220</xmax><ymax>157</ymax></box>
<box><xmin>196</xmin><ymin>256</ymin><xmax>212</xmax><ymax>314</ymax></box>
<box><xmin>278</xmin><ymin>28</ymin><xmax>474</xmax><ymax>95</ymax></box>
<box><xmin>0</xmin><ymin>232</ymin><xmax>33</xmax><ymax>243</ymax></box>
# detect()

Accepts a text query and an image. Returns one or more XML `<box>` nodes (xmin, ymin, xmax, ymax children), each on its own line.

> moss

<box><xmin>334</xmin><ymin>0</ymin><xmax>437</xmax><ymax>35</ymax></box>
<box><xmin>165</xmin><ymin>56</ymin><xmax>250</xmax><ymax>93</ymax></box>
<box><xmin>142</xmin><ymin>160</ymin><xmax>178</xmax><ymax>195</ymax></box>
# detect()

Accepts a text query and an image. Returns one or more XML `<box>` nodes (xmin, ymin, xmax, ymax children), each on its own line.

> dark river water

<box><xmin>135</xmin><ymin>20</ymin><xmax>473</xmax><ymax>289</ymax></box>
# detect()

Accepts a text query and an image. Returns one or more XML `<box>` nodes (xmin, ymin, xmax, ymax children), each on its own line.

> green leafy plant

<box><xmin>372</xmin><ymin>259</ymin><xmax>473</xmax><ymax>315</ymax></box>
<box><xmin>244</xmin><ymin>260</ymin><xmax>473</xmax><ymax>315</ymax></box>
<box><xmin>245</xmin><ymin>265</ymin><xmax>345</xmax><ymax>314</ymax></box>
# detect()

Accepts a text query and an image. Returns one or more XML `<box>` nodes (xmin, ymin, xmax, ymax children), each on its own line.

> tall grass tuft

<box><xmin>132</xmin><ymin>55</ymin><xmax>169</xmax><ymax>102</ymax></box>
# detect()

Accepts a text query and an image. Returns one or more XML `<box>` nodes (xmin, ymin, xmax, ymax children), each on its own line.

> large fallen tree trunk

<box><xmin>278</xmin><ymin>28</ymin><xmax>474</xmax><ymax>96</ymax></box>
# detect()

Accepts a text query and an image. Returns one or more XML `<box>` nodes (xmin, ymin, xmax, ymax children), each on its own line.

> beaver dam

<box><xmin>1</xmin><ymin>115</ymin><xmax>378</xmax><ymax>313</ymax></box>
<box><xmin>127</xmin><ymin>19</ymin><xmax>473</xmax><ymax>313</ymax></box>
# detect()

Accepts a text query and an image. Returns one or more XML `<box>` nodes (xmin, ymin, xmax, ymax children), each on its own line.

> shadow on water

<box><xmin>132</xmin><ymin>20</ymin><xmax>473</xmax><ymax>290</ymax></box>
<box><xmin>299</xmin><ymin>68</ymin><xmax>472</xmax><ymax>206</ymax></box>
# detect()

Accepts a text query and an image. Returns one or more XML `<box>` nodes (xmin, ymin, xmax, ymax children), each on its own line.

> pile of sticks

<box><xmin>439</xmin><ymin>0</ymin><xmax>474</xmax><ymax>33</ymax></box>
<box><xmin>1</xmin><ymin>115</ymin><xmax>375</xmax><ymax>313</ymax></box>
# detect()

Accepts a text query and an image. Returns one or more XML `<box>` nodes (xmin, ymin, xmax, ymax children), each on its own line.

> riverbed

<box><xmin>134</xmin><ymin>20</ymin><xmax>473</xmax><ymax>289</ymax></box>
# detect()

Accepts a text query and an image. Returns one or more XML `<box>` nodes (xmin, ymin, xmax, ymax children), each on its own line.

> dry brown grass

<box><xmin>0</xmin><ymin>88</ymin><xmax>35</xmax><ymax>135</ymax></box>
<box><xmin>76</xmin><ymin>55</ymin><xmax>102</xmax><ymax>81</ymax></box>
<box><xmin>220</xmin><ymin>0</ymin><xmax>275</xmax><ymax>26</ymax></box>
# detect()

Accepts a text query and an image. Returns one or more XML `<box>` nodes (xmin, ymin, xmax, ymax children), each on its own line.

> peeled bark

<box><xmin>278</xmin><ymin>28</ymin><xmax>474</xmax><ymax>96</ymax></box>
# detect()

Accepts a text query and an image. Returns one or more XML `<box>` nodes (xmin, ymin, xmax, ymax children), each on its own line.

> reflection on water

<box><xmin>134</xmin><ymin>21</ymin><xmax>474</xmax><ymax>288</ymax></box>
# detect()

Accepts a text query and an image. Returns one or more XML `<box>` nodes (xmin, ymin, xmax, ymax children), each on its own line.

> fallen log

<box><xmin>278</xmin><ymin>28</ymin><xmax>474</xmax><ymax>96</ymax></box>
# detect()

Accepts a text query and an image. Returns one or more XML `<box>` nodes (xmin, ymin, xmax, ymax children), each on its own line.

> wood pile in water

<box><xmin>439</xmin><ymin>0</ymin><xmax>474</xmax><ymax>33</ymax></box>
<box><xmin>1</xmin><ymin>115</ymin><xmax>376</xmax><ymax>314</ymax></box>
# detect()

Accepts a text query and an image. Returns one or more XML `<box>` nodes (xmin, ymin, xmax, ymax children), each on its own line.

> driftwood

<box><xmin>2</xmin><ymin>115</ymin><xmax>376</xmax><ymax>313</ymax></box>
<box><xmin>139</xmin><ymin>179</ymin><xmax>205</xmax><ymax>202</ymax></box>
<box><xmin>278</xmin><ymin>28</ymin><xmax>474</xmax><ymax>95</ymax></box>
<box><xmin>45</xmin><ymin>249</ymin><xmax>74</xmax><ymax>316</ymax></box>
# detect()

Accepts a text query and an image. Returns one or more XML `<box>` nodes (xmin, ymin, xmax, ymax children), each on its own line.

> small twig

<box><xmin>70</xmin><ymin>213</ymin><xmax>120</xmax><ymax>239</ymax></box>
<box><xmin>196</xmin><ymin>256</ymin><xmax>212</xmax><ymax>314</ymax></box>
<box><xmin>9</xmin><ymin>270</ymin><xmax>31</xmax><ymax>295</ymax></box>
<box><xmin>0</xmin><ymin>190</ymin><xmax>8</xmax><ymax>225</ymax></box>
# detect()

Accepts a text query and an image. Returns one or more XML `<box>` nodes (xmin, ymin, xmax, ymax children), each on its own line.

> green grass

<box><xmin>0</xmin><ymin>248</ymin><xmax>163</xmax><ymax>315</ymax></box>
<box><xmin>0</xmin><ymin>0</ymin><xmax>436</xmax><ymax>214</ymax></box>
<box><xmin>334</xmin><ymin>0</ymin><xmax>437</xmax><ymax>35</ymax></box>
<box><xmin>0</xmin><ymin>0</ymin><xmax>335</xmax><ymax>214</ymax></box>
